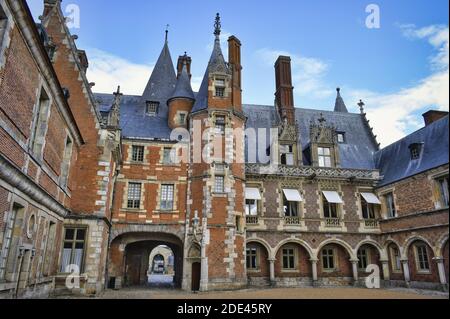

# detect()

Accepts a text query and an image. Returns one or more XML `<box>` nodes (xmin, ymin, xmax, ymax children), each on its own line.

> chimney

<box><xmin>275</xmin><ymin>56</ymin><xmax>295</xmax><ymax>124</ymax></box>
<box><xmin>177</xmin><ymin>53</ymin><xmax>192</xmax><ymax>79</ymax></box>
<box><xmin>422</xmin><ymin>110</ymin><xmax>449</xmax><ymax>126</ymax></box>
<box><xmin>228</xmin><ymin>36</ymin><xmax>242</xmax><ymax>108</ymax></box>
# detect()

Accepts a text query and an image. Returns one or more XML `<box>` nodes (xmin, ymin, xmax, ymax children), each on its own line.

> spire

<box><xmin>141</xmin><ymin>33</ymin><xmax>177</xmax><ymax>107</ymax></box>
<box><xmin>169</xmin><ymin>59</ymin><xmax>195</xmax><ymax>102</ymax></box>
<box><xmin>334</xmin><ymin>87</ymin><xmax>349</xmax><ymax>113</ymax></box>
<box><xmin>165</xmin><ymin>24</ymin><xmax>169</xmax><ymax>43</ymax></box>
<box><xmin>358</xmin><ymin>99</ymin><xmax>365</xmax><ymax>114</ymax></box>
<box><xmin>192</xmin><ymin>13</ymin><xmax>229</xmax><ymax>112</ymax></box>
<box><xmin>109</xmin><ymin>86</ymin><xmax>122</xmax><ymax>127</ymax></box>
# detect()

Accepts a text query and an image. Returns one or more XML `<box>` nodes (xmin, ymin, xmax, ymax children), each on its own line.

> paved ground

<box><xmin>96</xmin><ymin>287</ymin><xmax>449</xmax><ymax>300</ymax></box>
<box><xmin>148</xmin><ymin>274</ymin><xmax>174</xmax><ymax>287</ymax></box>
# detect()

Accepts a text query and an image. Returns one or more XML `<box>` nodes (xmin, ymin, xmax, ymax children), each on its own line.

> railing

<box><xmin>246</xmin><ymin>216</ymin><xmax>259</xmax><ymax>225</ymax></box>
<box><xmin>364</xmin><ymin>219</ymin><xmax>379</xmax><ymax>228</ymax></box>
<box><xmin>284</xmin><ymin>216</ymin><xmax>301</xmax><ymax>225</ymax></box>
<box><xmin>325</xmin><ymin>218</ymin><xmax>342</xmax><ymax>227</ymax></box>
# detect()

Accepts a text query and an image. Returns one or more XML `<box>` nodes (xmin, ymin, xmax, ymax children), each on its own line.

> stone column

<box><xmin>434</xmin><ymin>257</ymin><xmax>448</xmax><ymax>288</ymax></box>
<box><xmin>268</xmin><ymin>259</ymin><xmax>276</xmax><ymax>286</ymax></box>
<box><xmin>351</xmin><ymin>260</ymin><xmax>359</xmax><ymax>285</ymax></box>
<box><xmin>380</xmin><ymin>259</ymin><xmax>390</xmax><ymax>281</ymax></box>
<box><xmin>401</xmin><ymin>259</ymin><xmax>410</xmax><ymax>285</ymax></box>
<box><xmin>310</xmin><ymin>259</ymin><xmax>318</xmax><ymax>286</ymax></box>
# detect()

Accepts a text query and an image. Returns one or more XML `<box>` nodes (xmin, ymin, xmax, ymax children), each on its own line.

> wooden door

<box><xmin>126</xmin><ymin>254</ymin><xmax>142</xmax><ymax>286</ymax></box>
<box><xmin>191</xmin><ymin>262</ymin><xmax>201</xmax><ymax>292</ymax></box>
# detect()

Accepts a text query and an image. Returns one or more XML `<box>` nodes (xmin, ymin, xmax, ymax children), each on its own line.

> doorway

<box><xmin>191</xmin><ymin>262</ymin><xmax>201</xmax><ymax>292</ymax></box>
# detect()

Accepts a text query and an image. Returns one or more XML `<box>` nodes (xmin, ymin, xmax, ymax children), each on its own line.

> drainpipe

<box><xmin>14</xmin><ymin>247</ymin><xmax>25</xmax><ymax>299</ymax></box>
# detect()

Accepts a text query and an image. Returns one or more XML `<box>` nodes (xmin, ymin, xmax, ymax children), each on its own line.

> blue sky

<box><xmin>27</xmin><ymin>0</ymin><xmax>449</xmax><ymax>146</ymax></box>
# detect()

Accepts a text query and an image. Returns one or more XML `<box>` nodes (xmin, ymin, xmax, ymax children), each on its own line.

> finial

<box><xmin>114</xmin><ymin>85</ymin><xmax>121</xmax><ymax>95</ymax></box>
<box><xmin>336</xmin><ymin>87</ymin><xmax>341</xmax><ymax>94</ymax></box>
<box><xmin>318</xmin><ymin>113</ymin><xmax>326</xmax><ymax>125</ymax></box>
<box><xmin>165</xmin><ymin>24</ymin><xmax>169</xmax><ymax>42</ymax></box>
<box><xmin>214</xmin><ymin>13</ymin><xmax>221</xmax><ymax>37</ymax></box>
<box><xmin>358</xmin><ymin>99</ymin><xmax>365</xmax><ymax>114</ymax></box>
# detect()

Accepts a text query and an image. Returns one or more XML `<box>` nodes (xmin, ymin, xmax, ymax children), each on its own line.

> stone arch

<box><xmin>247</xmin><ymin>238</ymin><xmax>273</xmax><ymax>259</ymax></box>
<box><xmin>274</xmin><ymin>238</ymin><xmax>314</xmax><ymax>260</ymax></box>
<box><xmin>188</xmin><ymin>243</ymin><xmax>201</xmax><ymax>259</ymax></box>
<box><xmin>436</xmin><ymin>233</ymin><xmax>449</xmax><ymax>258</ymax></box>
<box><xmin>315</xmin><ymin>238</ymin><xmax>356</xmax><ymax>260</ymax></box>
<box><xmin>402</xmin><ymin>235</ymin><xmax>434</xmax><ymax>259</ymax></box>
<box><xmin>110</xmin><ymin>224</ymin><xmax>185</xmax><ymax>244</ymax></box>
<box><xmin>355</xmin><ymin>239</ymin><xmax>386</xmax><ymax>260</ymax></box>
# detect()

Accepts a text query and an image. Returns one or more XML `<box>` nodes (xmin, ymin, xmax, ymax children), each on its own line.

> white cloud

<box><xmin>348</xmin><ymin>24</ymin><xmax>449</xmax><ymax>147</ymax></box>
<box><xmin>86</xmin><ymin>48</ymin><xmax>154</xmax><ymax>95</ymax></box>
<box><xmin>256</xmin><ymin>48</ymin><xmax>334</xmax><ymax>99</ymax></box>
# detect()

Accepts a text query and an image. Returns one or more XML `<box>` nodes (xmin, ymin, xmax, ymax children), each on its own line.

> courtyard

<box><xmin>92</xmin><ymin>287</ymin><xmax>449</xmax><ymax>300</ymax></box>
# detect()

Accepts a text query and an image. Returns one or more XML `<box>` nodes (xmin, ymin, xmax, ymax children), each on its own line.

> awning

<box><xmin>361</xmin><ymin>192</ymin><xmax>382</xmax><ymax>205</ymax></box>
<box><xmin>322</xmin><ymin>191</ymin><xmax>343</xmax><ymax>204</ymax></box>
<box><xmin>245</xmin><ymin>187</ymin><xmax>262</xmax><ymax>200</ymax></box>
<box><xmin>283</xmin><ymin>189</ymin><xmax>303</xmax><ymax>202</ymax></box>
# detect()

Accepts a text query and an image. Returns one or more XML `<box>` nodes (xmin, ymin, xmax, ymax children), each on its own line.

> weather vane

<box><xmin>214</xmin><ymin>13</ymin><xmax>221</xmax><ymax>36</ymax></box>
<box><xmin>165</xmin><ymin>24</ymin><xmax>170</xmax><ymax>42</ymax></box>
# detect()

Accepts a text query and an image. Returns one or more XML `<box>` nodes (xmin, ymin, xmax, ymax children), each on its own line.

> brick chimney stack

<box><xmin>177</xmin><ymin>53</ymin><xmax>192</xmax><ymax>79</ymax></box>
<box><xmin>275</xmin><ymin>56</ymin><xmax>295</xmax><ymax>124</ymax></box>
<box><xmin>422</xmin><ymin>110</ymin><xmax>449</xmax><ymax>126</ymax></box>
<box><xmin>228</xmin><ymin>35</ymin><xmax>242</xmax><ymax>109</ymax></box>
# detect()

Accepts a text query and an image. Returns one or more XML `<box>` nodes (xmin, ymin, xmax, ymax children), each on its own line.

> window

<box><xmin>132</xmin><ymin>145</ymin><xmax>145</xmax><ymax>162</ymax></box>
<box><xmin>361</xmin><ymin>197</ymin><xmax>376</xmax><ymax>219</ymax></box>
<box><xmin>245</xmin><ymin>199</ymin><xmax>258</xmax><ymax>216</ymax></box>
<box><xmin>415</xmin><ymin>244</ymin><xmax>430</xmax><ymax>272</ymax></box>
<box><xmin>409</xmin><ymin>143</ymin><xmax>423</xmax><ymax>160</ymax></box>
<box><xmin>280</xmin><ymin>145</ymin><xmax>294</xmax><ymax>166</ymax></box>
<box><xmin>0</xmin><ymin>203</ymin><xmax>23</xmax><ymax>280</ymax></box>
<box><xmin>127</xmin><ymin>183</ymin><xmax>142</xmax><ymax>209</ymax></box>
<box><xmin>215</xmin><ymin>116</ymin><xmax>226</xmax><ymax>134</ymax></box>
<box><xmin>246</xmin><ymin>248</ymin><xmax>258</xmax><ymax>270</ymax></box>
<box><xmin>42</xmin><ymin>221</ymin><xmax>56</xmax><ymax>277</ymax></box>
<box><xmin>283</xmin><ymin>194</ymin><xmax>298</xmax><ymax>217</ymax></box>
<box><xmin>322</xmin><ymin>248</ymin><xmax>335</xmax><ymax>270</ymax></box>
<box><xmin>357</xmin><ymin>249</ymin><xmax>369</xmax><ymax>270</ymax></box>
<box><xmin>60</xmin><ymin>228</ymin><xmax>86</xmax><ymax>273</ymax></box>
<box><xmin>160</xmin><ymin>184</ymin><xmax>174</xmax><ymax>211</ymax></box>
<box><xmin>30</xmin><ymin>89</ymin><xmax>51</xmax><ymax>159</ymax></box>
<box><xmin>323</xmin><ymin>195</ymin><xmax>338</xmax><ymax>218</ymax></box>
<box><xmin>337</xmin><ymin>133</ymin><xmax>346</xmax><ymax>144</ymax></box>
<box><xmin>318</xmin><ymin>147</ymin><xmax>332</xmax><ymax>167</ymax></box>
<box><xmin>436</xmin><ymin>176</ymin><xmax>449</xmax><ymax>208</ymax></box>
<box><xmin>179</xmin><ymin>113</ymin><xmax>186</xmax><ymax>125</ymax></box>
<box><xmin>60</xmin><ymin>136</ymin><xmax>73</xmax><ymax>189</ymax></box>
<box><xmin>215</xmin><ymin>78</ymin><xmax>225</xmax><ymax>97</ymax></box>
<box><xmin>146</xmin><ymin>101</ymin><xmax>159</xmax><ymax>116</ymax></box>
<box><xmin>163</xmin><ymin>148</ymin><xmax>174</xmax><ymax>165</ymax></box>
<box><xmin>214</xmin><ymin>176</ymin><xmax>224</xmax><ymax>193</ymax></box>
<box><xmin>390</xmin><ymin>247</ymin><xmax>402</xmax><ymax>272</ymax></box>
<box><xmin>282</xmin><ymin>248</ymin><xmax>295</xmax><ymax>270</ymax></box>
<box><xmin>384</xmin><ymin>193</ymin><xmax>396</xmax><ymax>218</ymax></box>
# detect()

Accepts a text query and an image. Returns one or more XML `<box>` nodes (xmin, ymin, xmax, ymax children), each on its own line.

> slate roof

<box><xmin>192</xmin><ymin>36</ymin><xmax>229</xmax><ymax>113</ymax></box>
<box><xmin>374</xmin><ymin>115</ymin><xmax>449</xmax><ymax>186</ymax></box>
<box><xmin>243</xmin><ymin>104</ymin><xmax>379</xmax><ymax>170</ymax></box>
<box><xmin>169</xmin><ymin>63</ymin><xmax>195</xmax><ymax>102</ymax></box>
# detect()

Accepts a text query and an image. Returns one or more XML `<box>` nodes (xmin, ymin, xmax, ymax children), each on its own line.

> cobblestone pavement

<box><xmin>94</xmin><ymin>287</ymin><xmax>449</xmax><ymax>300</ymax></box>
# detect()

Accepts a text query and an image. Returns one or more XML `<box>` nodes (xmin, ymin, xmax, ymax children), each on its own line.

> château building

<box><xmin>0</xmin><ymin>0</ymin><xmax>448</xmax><ymax>298</ymax></box>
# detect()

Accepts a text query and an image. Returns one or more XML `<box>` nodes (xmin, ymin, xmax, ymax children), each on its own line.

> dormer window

<box><xmin>409</xmin><ymin>143</ymin><xmax>423</xmax><ymax>160</ymax></box>
<box><xmin>280</xmin><ymin>145</ymin><xmax>294</xmax><ymax>166</ymax></box>
<box><xmin>337</xmin><ymin>132</ymin><xmax>346</xmax><ymax>144</ymax></box>
<box><xmin>318</xmin><ymin>147</ymin><xmax>332</xmax><ymax>167</ymax></box>
<box><xmin>179</xmin><ymin>113</ymin><xmax>186</xmax><ymax>125</ymax></box>
<box><xmin>146</xmin><ymin>101</ymin><xmax>159</xmax><ymax>116</ymax></box>
<box><xmin>215</xmin><ymin>78</ymin><xmax>225</xmax><ymax>97</ymax></box>
<box><xmin>215</xmin><ymin>116</ymin><xmax>226</xmax><ymax>134</ymax></box>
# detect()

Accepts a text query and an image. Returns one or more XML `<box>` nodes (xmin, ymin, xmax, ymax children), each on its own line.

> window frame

<box><xmin>361</xmin><ymin>197</ymin><xmax>376</xmax><ymax>220</ymax></box>
<box><xmin>384</xmin><ymin>192</ymin><xmax>396</xmax><ymax>218</ymax></box>
<box><xmin>215</xmin><ymin>115</ymin><xmax>226</xmax><ymax>134</ymax></box>
<box><xmin>390</xmin><ymin>246</ymin><xmax>402</xmax><ymax>273</ymax></box>
<box><xmin>29</xmin><ymin>88</ymin><xmax>51</xmax><ymax>161</ymax></box>
<box><xmin>245</xmin><ymin>199</ymin><xmax>259</xmax><ymax>216</ymax></box>
<box><xmin>321</xmin><ymin>248</ymin><xmax>336</xmax><ymax>271</ymax></box>
<box><xmin>127</xmin><ymin>182</ymin><xmax>142</xmax><ymax>209</ymax></box>
<box><xmin>59</xmin><ymin>227</ymin><xmax>87</xmax><ymax>274</ymax></box>
<box><xmin>146</xmin><ymin>101</ymin><xmax>159</xmax><ymax>116</ymax></box>
<box><xmin>214</xmin><ymin>78</ymin><xmax>226</xmax><ymax>98</ymax></box>
<box><xmin>337</xmin><ymin>132</ymin><xmax>346</xmax><ymax>144</ymax></box>
<box><xmin>317</xmin><ymin>147</ymin><xmax>332</xmax><ymax>168</ymax></box>
<box><xmin>357</xmin><ymin>248</ymin><xmax>370</xmax><ymax>270</ymax></box>
<box><xmin>214</xmin><ymin>175</ymin><xmax>225</xmax><ymax>193</ymax></box>
<box><xmin>280</xmin><ymin>145</ymin><xmax>295</xmax><ymax>166</ymax></box>
<box><xmin>160</xmin><ymin>184</ymin><xmax>175</xmax><ymax>211</ymax></box>
<box><xmin>246</xmin><ymin>247</ymin><xmax>258</xmax><ymax>270</ymax></box>
<box><xmin>414</xmin><ymin>244</ymin><xmax>431</xmax><ymax>273</ymax></box>
<box><xmin>283</xmin><ymin>193</ymin><xmax>299</xmax><ymax>217</ymax></box>
<box><xmin>322</xmin><ymin>195</ymin><xmax>339</xmax><ymax>219</ymax></box>
<box><xmin>436</xmin><ymin>175</ymin><xmax>449</xmax><ymax>208</ymax></box>
<box><xmin>162</xmin><ymin>147</ymin><xmax>175</xmax><ymax>165</ymax></box>
<box><xmin>132</xmin><ymin>145</ymin><xmax>145</xmax><ymax>163</ymax></box>
<box><xmin>282</xmin><ymin>247</ymin><xmax>296</xmax><ymax>270</ymax></box>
